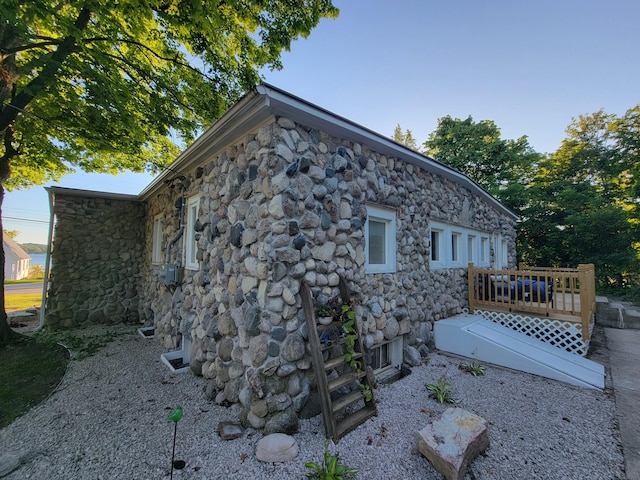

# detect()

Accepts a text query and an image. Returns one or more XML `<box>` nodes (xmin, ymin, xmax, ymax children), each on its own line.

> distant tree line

<box><xmin>395</xmin><ymin>105</ymin><xmax>640</xmax><ymax>291</ymax></box>
<box><xmin>21</xmin><ymin>243</ymin><xmax>47</xmax><ymax>254</ymax></box>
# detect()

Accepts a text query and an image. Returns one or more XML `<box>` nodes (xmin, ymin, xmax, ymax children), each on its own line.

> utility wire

<box><xmin>3</xmin><ymin>216</ymin><xmax>50</xmax><ymax>224</ymax></box>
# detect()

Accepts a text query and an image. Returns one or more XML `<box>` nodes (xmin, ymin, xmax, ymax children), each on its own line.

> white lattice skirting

<box><xmin>475</xmin><ymin>310</ymin><xmax>590</xmax><ymax>356</ymax></box>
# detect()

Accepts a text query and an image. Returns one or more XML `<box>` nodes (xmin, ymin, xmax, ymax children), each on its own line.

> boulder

<box><xmin>255</xmin><ymin>433</ymin><xmax>299</xmax><ymax>462</ymax></box>
<box><xmin>0</xmin><ymin>450</ymin><xmax>25</xmax><ymax>477</ymax></box>
<box><xmin>415</xmin><ymin>407</ymin><xmax>489</xmax><ymax>480</ymax></box>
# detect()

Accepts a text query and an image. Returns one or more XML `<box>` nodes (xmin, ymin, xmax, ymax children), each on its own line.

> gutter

<box><xmin>39</xmin><ymin>188</ymin><xmax>56</xmax><ymax>330</ymax></box>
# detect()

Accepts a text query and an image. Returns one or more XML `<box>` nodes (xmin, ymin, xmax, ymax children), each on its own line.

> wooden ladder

<box><xmin>300</xmin><ymin>277</ymin><xmax>377</xmax><ymax>442</ymax></box>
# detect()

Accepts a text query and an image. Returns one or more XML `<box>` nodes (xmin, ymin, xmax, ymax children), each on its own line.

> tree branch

<box><xmin>0</xmin><ymin>7</ymin><xmax>92</xmax><ymax>135</ymax></box>
<box><xmin>84</xmin><ymin>36</ymin><xmax>219</xmax><ymax>84</ymax></box>
<box><xmin>1</xmin><ymin>39</ymin><xmax>62</xmax><ymax>55</ymax></box>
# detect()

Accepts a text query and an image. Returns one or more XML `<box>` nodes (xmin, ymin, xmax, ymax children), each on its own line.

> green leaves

<box><xmin>1</xmin><ymin>0</ymin><xmax>339</xmax><ymax>188</ymax></box>
<box><xmin>426</xmin><ymin>377</ymin><xmax>458</xmax><ymax>405</ymax></box>
<box><xmin>305</xmin><ymin>441</ymin><xmax>358</xmax><ymax>480</ymax></box>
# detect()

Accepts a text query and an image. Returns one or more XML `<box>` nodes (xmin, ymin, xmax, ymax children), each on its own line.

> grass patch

<box><xmin>4</xmin><ymin>277</ymin><xmax>44</xmax><ymax>285</ymax></box>
<box><xmin>0</xmin><ymin>334</ymin><xmax>69</xmax><ymax>428</ymax></box>
<box><xmin>5</xmin><ymin>293</ymin><xmax>41</xmax><ymax>312</ymax></box>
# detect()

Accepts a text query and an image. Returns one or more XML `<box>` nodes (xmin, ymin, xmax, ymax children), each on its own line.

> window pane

<box><xmin>189</xmin><ymin>204</ymin><xmax>197</xmax><ymax>264</ymax></box>
<box><xmin>452</xmin><ymin>234</ymin><xmax>459</xmax><ymax>262</ymax></box>
<box><xmin>431</xmin><ymin>231</ymin><xmax>440</xmax><ymax>261</ymax></box>
<box><xmin>368</xmin><ymin>220</ymin><xmax>386</xmax><ymax>264</ymax></box>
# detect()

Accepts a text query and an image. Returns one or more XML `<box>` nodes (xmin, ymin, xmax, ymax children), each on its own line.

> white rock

<box><xmin>255</xmin><ymin>433</ymin><xmax>299</xmax><ymax>463</ymax></box>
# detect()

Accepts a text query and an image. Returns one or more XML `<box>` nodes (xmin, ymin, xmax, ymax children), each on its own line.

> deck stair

<box><xmin>435</xmin><ymin>313</ymin><xmax>604</xmax><ymax>389</ymax></box>
<box><xmin>300</xmin><ymin>277</ymin><xmax>377</xmax><ymax>442</ymax></box>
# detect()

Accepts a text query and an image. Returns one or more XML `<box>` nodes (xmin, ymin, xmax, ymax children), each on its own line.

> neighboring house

<box><xmin>4</xmin><ymin>235</ymin><xmax>31</xmax><ymax>281</ymax></box>
<box><xmin>45</xmin><ymin>84</ymin><xmax>517</xmax><ymax>432</ymax></box>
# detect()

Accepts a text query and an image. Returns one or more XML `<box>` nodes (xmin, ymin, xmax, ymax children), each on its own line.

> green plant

<box><xmin>459</xmin><ymin>359</ymin><xmax>486</xmax><ymax>376</ymax></box>
<box><xmin>35</xmin><ymin>328</ymin><xmax>118</xmax><ymax>360</ymax></box>
<box><xmin>315</xmin><ymin>304</ymin><xmax>333</xmax><ymax>318</ymax></box>
<box><xmin>357</xmin><ymin>380</ymin><xmax>373</xmax><ymax>402</ymax></box>
<box><xmin>305</xmin><ymin>441</ymin><xmax>358</xmax><ymax>480</ymax></box>
<box><xmin>426</xmin><ymin>376</ymin><xmax>459</xmax><ymax>405</ymax></box>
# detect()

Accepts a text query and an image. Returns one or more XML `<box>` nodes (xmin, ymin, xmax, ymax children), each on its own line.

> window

<box><xmin>368</xmin><ymin>336</ymin><xmax>403</xmax><ymax>376</ymax></box>
<box><xmin>152</xmin><ymin>215</ymin><xmax>164</xmax><ymax>264</ymax></box>
<box><xmin>451</xmin><ymin>232</ymin><xmax>462</xmax><ymax>265</ymax></box>
<box><xmin>467</xmin><ymin>235</ymin><xmax>476</xmax><ymax>264</ymax></box>
<box><xmin>365</xmin><ymin>205</ymin><xmax>396</xmax><ymax>273</ymax></box>
<box><xmin>430</xmin><ymin>221</ymin><xmax>494</xmax><ymax>269</ymax></box>
<box><xmin>480</xmin><ymin>236</ymin><xmax>490</xmax><ymax>266</ymax></box>
<box><xmin>431</xmin><ymin>229</ymin><xmax>443</xmax><ymax>266</ymax></box>
<box><xmin>493</xmin><ymin>234</ymin><xmax>509</xmax><ymax>269</ymax></box>
<box><xmin>185</xmin><ymin>195</ymin><xmax>200</xmax><ymax>270</ymax></box>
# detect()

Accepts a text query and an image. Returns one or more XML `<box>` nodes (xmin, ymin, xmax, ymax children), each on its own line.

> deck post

<box><xmin>578</xmin><ymin>264</ymin><xmax>594</xmax><ymax>343</ymax></box>
<box><xmin>468</xmin><ymin>262</ymin><xmax>475</xmax><ymax>313</ymax></box>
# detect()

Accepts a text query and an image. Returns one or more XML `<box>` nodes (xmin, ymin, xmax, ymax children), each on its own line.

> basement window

<box><xmin>367</xmin><ymin>336</ymin><xmax>403</xmax><ymax>376</ymax></box>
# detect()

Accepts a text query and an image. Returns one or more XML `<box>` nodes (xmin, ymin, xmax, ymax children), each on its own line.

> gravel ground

<box><xmin>1</xmin><ymin>324</ymin><xmax>625</xmax><ymax>480</ymax></box>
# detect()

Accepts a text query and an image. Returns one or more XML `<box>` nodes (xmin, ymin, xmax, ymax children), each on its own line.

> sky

<box><xmin>4</xmin><ymin>0</ymin><xmax>640</xmax><ymax>244</ymax></box>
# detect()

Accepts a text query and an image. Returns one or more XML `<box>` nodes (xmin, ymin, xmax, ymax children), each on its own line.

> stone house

<box><xmin>45</xmin><ymin>84</ymin><xmax>517</xmax><ymax>432</ymax></box>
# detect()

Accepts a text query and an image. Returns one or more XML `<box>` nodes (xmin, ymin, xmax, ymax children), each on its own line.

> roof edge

<box><xmin>138</xmin><ymin>84</ymin><xmax>518</xmax><ymax>220</ymax></box>
<box><xmin>46</xmin><ymin>186</ymin><xmax>140</xmax><ymax>201</ymax></box>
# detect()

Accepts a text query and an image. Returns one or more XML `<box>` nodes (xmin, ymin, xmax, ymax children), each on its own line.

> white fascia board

<box><xmin>139</xmin><ymin>90</ymin><xmax>271</xmax><ymax>200</ymax></box>
<box><xmin>45</xmin><ymin>186</ymin><xmax>139</xmax><ymax>201</ymax></box>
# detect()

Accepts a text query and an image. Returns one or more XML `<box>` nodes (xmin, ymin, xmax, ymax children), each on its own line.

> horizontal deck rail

<box><xmin>468</xmin><ymin>263</ymin><xmax>596</xmax><ymax>348</ymax></box>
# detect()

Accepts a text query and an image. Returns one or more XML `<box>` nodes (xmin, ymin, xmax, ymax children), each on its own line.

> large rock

<box><xmin>255</xmin><ymin>433</ymin><xmax>299</xmax><ymax>462</ymax></box>
<box><xmin>0</xmin><ymin>450</ymin><xmax>25</xmax><ymax>477</ymax></box>
<box><xmin>415</xmin><ymin>408</ymin><xmax>489</xmax><ymax>480</ymax></box>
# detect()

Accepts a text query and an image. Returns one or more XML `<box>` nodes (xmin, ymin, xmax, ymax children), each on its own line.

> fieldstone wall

<box><xmin>46</xmin><ymin>193</ymin><xmax>145</xmax><ymax>328</ymax></box>
<box><xmin>139</xmin><ymin>116</ymin><xmax>516</xmax><ymax>433</ymax></box>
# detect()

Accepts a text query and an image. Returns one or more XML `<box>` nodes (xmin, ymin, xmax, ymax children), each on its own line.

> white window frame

<box><xmin>430</xmin><ymin>228</ymin><xmax>444</xmax><ymax>268</ymax></box>
<box><xmin>152</xmin><ymin>214</ymin><xmax>164</xmax><ymax>264</ymax></box>
<box><xmin>480</xmin><ymin>236</ymin><xmax>490</xmax><ymax>267</ymax></box>
<box><xmin>451</xmin><ymin>231</ymin><xmax>463</xmax><ymax>267</ymax></box>
<box><xmin>467</xmin><ymin>234</ymin><xmax>477</xmax><ymax>265</ymax></box>
<box><xmin>365</xmin><ymin>205</ymin><xmax>397</xmax><ymax>274</ymax></box>
<box><xmin>493</xmin><ymin>234</ymin><xmax>509</xmax><ymax>269</ymax></box>
<box><xmin>430</xmin><ymin>221</ymin><xmax>495</xmax><ymax>269</ymax></box>
<box><xmin>185</xmin><ymin>195</ymin><xmax>200</xmax><ymax>270</ymax></box>
<box><xmin>368</xmin><ymin>336</ymin><xmax>404</xmax><ymax>376</ymax></box>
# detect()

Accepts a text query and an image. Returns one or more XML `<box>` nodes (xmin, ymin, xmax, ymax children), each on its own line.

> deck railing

<box><xmin>468</xmin><ymin>263</ymin><xmax>596</xmax><ymax>345</ymax></box>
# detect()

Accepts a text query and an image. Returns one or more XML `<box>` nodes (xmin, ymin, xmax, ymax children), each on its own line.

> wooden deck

<box><xmin>468</xmin><ymin>263</ymin><xmax>596</xmax><ymax>348</ymax></box>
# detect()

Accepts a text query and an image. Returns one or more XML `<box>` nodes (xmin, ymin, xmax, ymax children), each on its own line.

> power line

<box><xmin>3</xmin><ymin>216</ymin><xmax>50</xmax><ymax>225</ymax></box>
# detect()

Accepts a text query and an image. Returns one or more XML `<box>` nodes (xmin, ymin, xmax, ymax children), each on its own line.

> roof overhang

<box><xmin>46</xmin><ymin>186</ymin><xmax>140</xmax><ymax>201</ymax></box>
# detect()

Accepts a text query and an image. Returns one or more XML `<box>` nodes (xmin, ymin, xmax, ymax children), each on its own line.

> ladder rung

<box><xmin>335</xmin><ymin>405</ymin><xmax>377</xmax><ymax>439</ymax></box>
<box><xmin>324</xmin><ymin>352</ymin><xmax>362</xmax><ymax>371</ymax></box>
<box><xmin>320</xmin><ymin>336</ymin><xmax>347</xmax><ymax>351</ymax></box>
<box><xmin>332</xmin><ymin>389</ymin><xmax>365</xmax><ymax>413</ymax></box>
<box><xmin>328</xmin><ymin>371</ymin><xmax>365</xmax><ymax>392</ymax></box>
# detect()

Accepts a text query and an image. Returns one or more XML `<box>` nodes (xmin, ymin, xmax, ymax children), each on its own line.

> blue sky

<box><xmin>4</xmin><ymin>0</ymin><xmax>639</xmax><ymax>244</ymax></box>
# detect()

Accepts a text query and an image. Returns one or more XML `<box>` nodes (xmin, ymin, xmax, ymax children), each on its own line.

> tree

<box><xmin>518</xmin><ymin>107</ymin><xmax>640</xmax><ymax>285</ymax></box>
<box><xmin>0</xmin><ymin>0</ymin><xmax>339</xmax><ymax>344</ymax></box>
<box><xmin>392</xmin><ymin>123</ymin><xmax>418</xmax><ymax>150</ymax></box>
<box><xmin>423</xmin><ymin>115</ymin><xmax>539</xmax><ymax>212</ymax></box>
<box><xmin>3</xmin><ymin>229</ymin><xmax>17</xmax><ymax>239</ymax></box>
